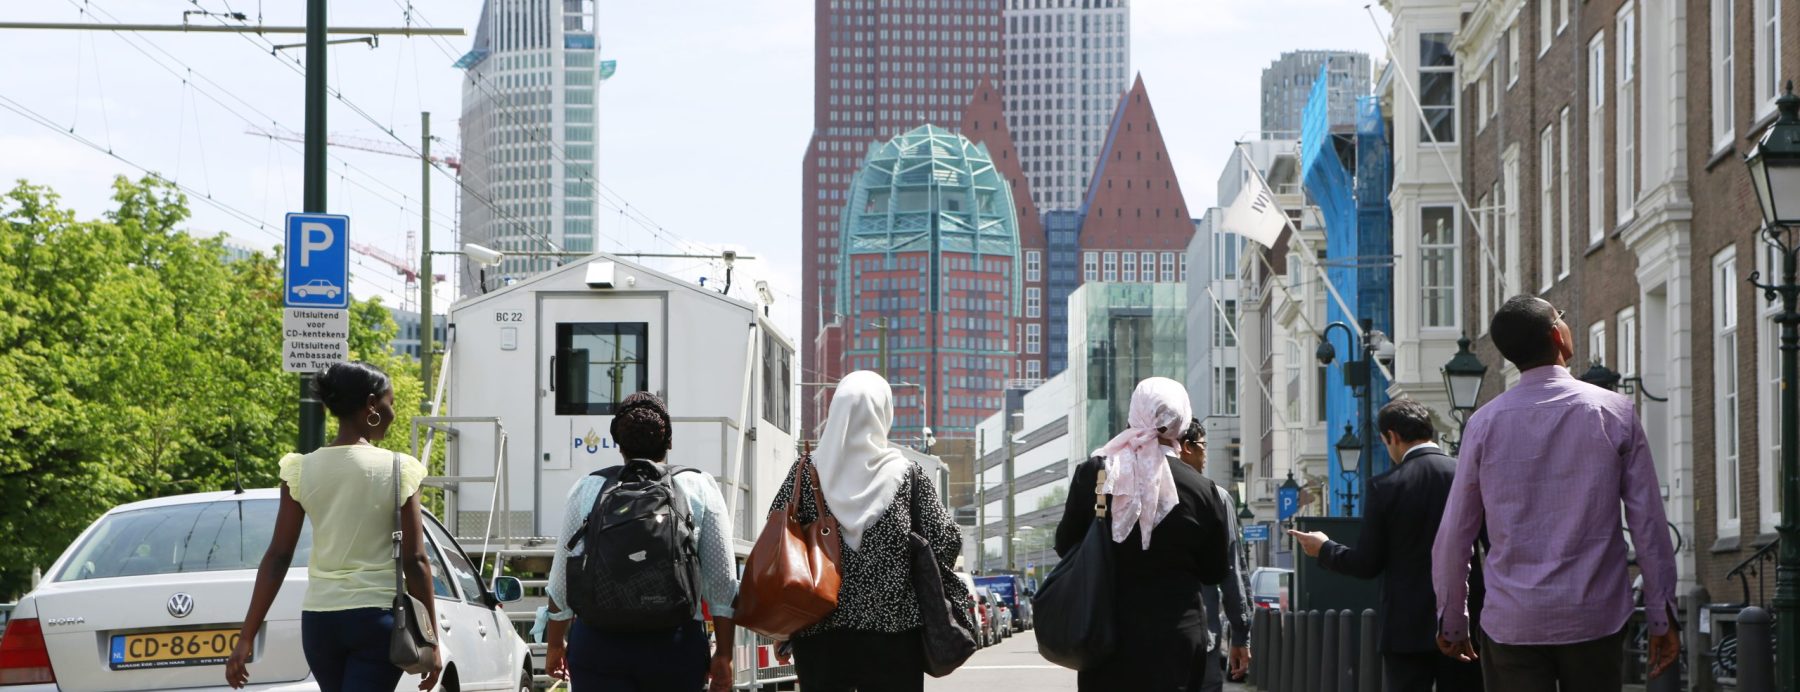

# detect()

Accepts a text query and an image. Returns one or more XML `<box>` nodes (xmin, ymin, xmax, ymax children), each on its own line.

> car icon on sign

<box><xmin>291</xmin><ymin>279</ymin><xmax>342</xmax><ymax>299</ymax></box>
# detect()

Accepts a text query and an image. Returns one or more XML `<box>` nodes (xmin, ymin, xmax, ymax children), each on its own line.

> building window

<box><xmin>1215</xmin><ymin>299</ymin><xmax>1238</xmax><ymax>348</ymax></box>
<box><xmin>1588</xmin><ymin>32</ymin><xmax>1607</xmax><ymax>244</ymax></box>
<box><xmin>1027</xmin><ymin>287</ymin><xmax>1042</xmax><ymax>318</ymax></box>
<box><xmin>554</xmin><ymin>322</ymin><xmax>650</xmax><ymax>416</ymax></box>
<box><xmin>1754</xmin><ymin>0</ymin><xmax>1786</xmax><ymax>116</ymax></box>
<box><xmin>1540</xmin><ymin>0</ymin><xmax>1553</xmax><ymax>56</ymax></box>
<box><xmin>1122</xmin><ymin>252</ymin><xmax>1137</xmax><ymax>282</ymax></box>
<box><xmin>1761</xmin><ymin>243</ymin><xmax>1786</xmax><ymax>532</ymax></box>
<box><xmin>1084</xmin><ymin>251</ymin><xmax>1099</xmax><ymax>281</ymax></box>
<box><xmin>1141</xmin><ymin>252</ymin><xmax>1156</xmax><ymax>282</ymax></box>
<box><xmin>1220</xmin><ymin>366</ymin><xmax>1238</xmax><ymax>416</ymax></box>
<box><xmin>1558</xmin><ymin>0</ymin><xmax>1570</xmax><ymax>32</ymax></box>
<box><xmin>1161</xmin><ymin>252</ymin><xmax>1176</xmax><ymax>282</ymax></box>
<box><xmin>1715</xmin><ymin>247</ymin><xmax>1741</xmax><ymax>535</ymax></box>
<box><xmin>1508</xmin><ymin>23</ymin><xmax>1521</xmax><ymax>87</ymax></box>
<box><xmin>1478</xmin><ymin>192</ymin><xmax>1493</xmax><ymax>334</ymax></box>
<box><xmin>1617</xmin><ymin>5</ymin><xmax>1638</xmax><ymax>222</ymax></box>
<box><xmin>1026</xmin><ymin>359</ymin><xmax>1042</xmax><ymax>380</ymax></box>
<box><xmin>1589</xmin><ymin>320</ymin><xmax>1609</xmax><ymax>373</ymax></box>
<box><xmin>1026</xmin><ymin>250</ymin><xmax>1042</xmax><ymax>282</ymax></box>
<box><xmin>1504</xmin><ymin>149</ymin><xmax>1522</xmax><ymax>298</ymax></box>
<box><xmin>761</xmin><ymin>333</ymin><xmax>793</xmax><ymax>433</ymax></box>
<box><xmin>1180</xmin><ymin>254</ymin><xmax>1189</xmax><ymax>282</ymax></box>
<box><xmin>1103</xmin><ymin>252</ymin><xmax>1118</xmax><ymax>281</ymax></box>
<box><xmin>1559</xmin><ymin>107</ymin><xmax>1573</xmax><ymax>278</ymax></box>
<box><xmin>1421</xmin><ymin>205</ymin><xmax>1459</xmax><ymax>328</ymax></box>
<box><xmin>1713</xmin><ymin>0</ymin><xmax>1737</xmax><ymax>150</ymax></box>
<box><xmin>1540</xmin><ymin>124</ymin><xmax>1556</xmax><ymax>293</ymax></box>
<box><xmin>1618</xmin><ymin>306</ymin><xmax>1638</xmax><ymax>377</ymax></box>
<box><xmin>1419</xmin><ymin>32</ymin><xmax>1457</xmax><ymax>143</ymax></box>
<box><xmin>1026</xmin><ymin>324</ymin><xmax>1041</xmax><ymax>354</ymax></box>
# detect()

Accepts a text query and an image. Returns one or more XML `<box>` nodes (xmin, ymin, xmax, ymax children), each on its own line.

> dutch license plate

<box><xmin>109</xmin><ymin>628</ymin><xmax>243</xmax><ymax>670</ymax></box>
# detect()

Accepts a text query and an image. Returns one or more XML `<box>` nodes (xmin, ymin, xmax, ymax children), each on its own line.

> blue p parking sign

<box><xmin>284</xmin><ymin>213</ymin><xmax>350</xmax><ymax>309</ymax></box>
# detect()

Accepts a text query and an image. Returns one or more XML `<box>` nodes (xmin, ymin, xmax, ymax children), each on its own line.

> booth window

<box><xmin>555</xmin><ymin>322</ymin><xmax>649</xmax><ymax>415</ymax></box>
<box><xmin>762</xmin><ymin>333</ymin><xmax>794</xmax><ymax>433</ymax></box>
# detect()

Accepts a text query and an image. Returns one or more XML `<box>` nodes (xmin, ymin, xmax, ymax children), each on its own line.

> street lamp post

<box><xmin>1744</xmin><ymin>80</ymin><xmax>1800</xmax><ymax>692</ymax></box>
<box><xmin>1441</xmin><ymin>335</ymin><xmax>1488</xmax><ymax>453</ymax></box>
<box><xmin>1334</xmin><ymin>424</ymin><xmax>1362</xmax><ymax>515</ymax></box>
<box><xmin>1318</xmin><ymin>318</ymin><xmax>1391</xmax><ymax>516</ymax></box>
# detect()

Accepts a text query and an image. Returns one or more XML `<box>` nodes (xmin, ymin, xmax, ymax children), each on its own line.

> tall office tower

<box><xmin>802</xmin><ymin>0</ymin><xmax>1005</xmax><ymax>434</ymax></box>
<box><xmin>1259</xmin><ymin>50</ymin><xmax>1370</xmax><ymax>138</ymax></box>
<box><xmin>1002</xmin><ymin>0</ymin><xmax>1130</xmax><ymax>212</ymax></box>
<box><xmin>456</xmin><ymin>0</ymin><xmax>604</xmax><ymax>296</ymax></box>
<box><xmin>833</xmin><ymin>125</ymin><xmax>1022</xmax><ymax>442</ymax></box>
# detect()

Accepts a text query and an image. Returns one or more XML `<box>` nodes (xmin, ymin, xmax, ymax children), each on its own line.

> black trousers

<box><xmin>792</xmin><ymin>629</ymin><xmax>925</xmax><ymax>692</ymax></box>
<box><xmin>567</xmin><ymin>619</ymin><xmax>709</xmax><ymax>692</ymax></box>
<box><xmin>1478</xmin><ymin>628</ymin><xmax>1625</xmax><ymax>692</ymax></box>
<box><xmin>1384</xmin><ymin>651</ymin><xmax>1484</xmax><ymax>692</ymax></box>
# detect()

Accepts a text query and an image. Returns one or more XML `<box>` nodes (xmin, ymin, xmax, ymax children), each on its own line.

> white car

<box><xmin>290</xmin><ymin>280</ymin><xmax>342</xmax><ymax>299</ymax></box>
<box><xmin>0</xmin><ymin>489</ymin><xmax>532</xmax><ymax>692</ymax></box>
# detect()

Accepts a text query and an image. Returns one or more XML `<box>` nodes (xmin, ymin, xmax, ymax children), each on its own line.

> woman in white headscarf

<box><xmin>769</xmin><ymin>371</ymin><xmax>972</xmax><ymax>692</ymax></box>
<box><xmin>1053</xmin><ymin>377</ymin><xmax>1233</xmax><ymax>692</ymax></box>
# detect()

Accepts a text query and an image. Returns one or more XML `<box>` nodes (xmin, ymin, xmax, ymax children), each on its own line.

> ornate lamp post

<box><xmin>1441</xmin><ymin>335</ymin><xmax>1488</xmax><ymax>453</ymax></box>
<box><xmin>1334</xmin><ymin>424</ymin><xmax>1362</xmax><ymax>515</ymax></box>
<box><xmin>1744</xmin><ymin>80</ymin><xmax>1800</xmax><ymax>691</ymax></box>
<box><xmin>1319</xmin><ymin>319</ymin><xmax>1391</xmax><ymax>515</ymax></box>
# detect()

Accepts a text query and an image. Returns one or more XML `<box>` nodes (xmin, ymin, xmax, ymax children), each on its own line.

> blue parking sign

<box><xmin>1277</xmin><ymin>486</ymin><xmax>1300</xmax><ymax>522</ymax></box>
<box><xmin>284</xmin><ymin>213</ymin><xmax>350</xmax><ymax>309</ymax></box>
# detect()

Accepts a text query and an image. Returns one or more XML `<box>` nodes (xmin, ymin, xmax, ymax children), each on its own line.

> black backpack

<box><xmin>563</xmin><ymin>459</ymin><xmax>703</xmax><ymax>632</ymax></box>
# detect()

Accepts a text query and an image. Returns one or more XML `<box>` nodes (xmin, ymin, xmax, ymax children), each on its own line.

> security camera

<box><xmin>461</xmin><ymin>243</ymin><xmax>504</xmax><ymax>267</ymax></box>
<box><xmin>755</xmin><ymin>280</ymin><xmax>776</xmax><ymax>306</ymax></box>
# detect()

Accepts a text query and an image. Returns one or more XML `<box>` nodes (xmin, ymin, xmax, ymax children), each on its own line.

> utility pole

<box><xmin>1004</xmin><ymin>411</ymin><xmax>1017</xmax><ymax>572</ymax></box>
<box><xmin>418</xmin><ymin>111</ymin><xmax>434</xmax><ymax>410</ymax></box>
<box><xmin>877</xmin><ymin>317</ymin><xmax>890</xmax><ymax>381</ymax></box>
<box><xmin>297</xmin><ymin>0</ymin><xmax>328</xmax><ymax>454</ymax></box>
<box><xmin>977</xmin><ymin>429</ymin><xmax>986</xmax><ymax>573</ymax></box>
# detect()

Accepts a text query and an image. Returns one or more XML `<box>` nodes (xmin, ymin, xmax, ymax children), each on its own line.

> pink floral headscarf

<box><xmin>1090</xmin><ymin>377</ymin><xmax>1192</xmax><ymax>549</ymax></box>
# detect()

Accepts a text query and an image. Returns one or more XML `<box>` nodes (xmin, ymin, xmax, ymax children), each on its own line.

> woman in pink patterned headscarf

<box><xmin>1053</xmin><ymin>377</ymin><xmax>1234</xmax><ymax>691</ymax></box>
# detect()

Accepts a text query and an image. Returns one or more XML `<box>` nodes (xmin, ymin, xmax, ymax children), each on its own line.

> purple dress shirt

<box><xmin>1432</xmin><ymin>365</ymin><xmax>1677</xmax><ymax>646</ymax></box>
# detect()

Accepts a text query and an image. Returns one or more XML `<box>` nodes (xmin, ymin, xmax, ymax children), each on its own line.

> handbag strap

<box><xmin>1093</xmin><ymin>464</ymin><xmax>1110</xmax><ymax>519</ymax></box>
<box><xmin>795</xmin><ymin>455</ymin><xmax>833</xmax><ymax>524</ymax></box>
<box><xmin>391</xmin><ymin>451</ymin><xmax>406</xmax><ymax>601</ymax></box>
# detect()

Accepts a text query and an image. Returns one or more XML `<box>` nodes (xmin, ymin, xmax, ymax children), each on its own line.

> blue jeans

<box><xmin>301</xmin><ymin>608</ymin><xmax>405</xmax><ymax>692</ymax></box>
<box><xmin>567</xmin><ymin>619</ymin><xmax>709</xmax><ymax>692</ymax></box>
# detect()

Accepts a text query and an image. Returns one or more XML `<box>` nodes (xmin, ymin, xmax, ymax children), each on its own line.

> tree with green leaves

<box><xmin>0</xmin><ymin>176</ymin><xmax>429</xmax><ymax>599</ymax></box>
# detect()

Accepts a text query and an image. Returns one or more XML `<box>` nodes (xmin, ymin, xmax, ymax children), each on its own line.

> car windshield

<box><xmin>56</xmin><ymin>498</ymin><xmax>312</xmax><ymax>582</ymax></box>
<box><xmin>1251</xmin><ymin>571</ymin><xmax>1284</xmax><ymax>596</ymax></box>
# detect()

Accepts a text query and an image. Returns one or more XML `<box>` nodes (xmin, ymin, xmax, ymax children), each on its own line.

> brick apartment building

<box><xmin>1448</xmin><ymin>0</ymin><xmax>1796</xmax><ymax>617</ymax></box>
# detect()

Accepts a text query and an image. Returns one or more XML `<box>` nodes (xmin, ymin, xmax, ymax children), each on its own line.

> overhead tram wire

<box><xmin>54</xmin><ymin>0</ymin><xmax>463</xmax><ymax>234</ymax></box>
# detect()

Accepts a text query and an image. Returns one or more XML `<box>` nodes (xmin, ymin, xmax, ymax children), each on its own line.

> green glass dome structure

<box><xmin>835</xmin><ymin>124</ymin><xmax>1023</xmax><ymax>438</ymax></box>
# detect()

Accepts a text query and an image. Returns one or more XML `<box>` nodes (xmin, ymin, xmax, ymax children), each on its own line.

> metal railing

<box><xmin>1726</xmin><ymin>538</ymin><xmax>1780</xmax><ymax>608</ymax></box>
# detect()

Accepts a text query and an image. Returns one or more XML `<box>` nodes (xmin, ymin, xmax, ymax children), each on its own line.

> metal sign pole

<box><xmin>297</xmin><ymin>0</ymin><xmax>328</xmax><ymax>453</ymax></box>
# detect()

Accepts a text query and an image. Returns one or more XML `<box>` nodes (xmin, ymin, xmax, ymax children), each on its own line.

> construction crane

<box><xmin>248</xmin><ymin>126</ymin><xmax>453</xmax><ymax>311</ymax></box>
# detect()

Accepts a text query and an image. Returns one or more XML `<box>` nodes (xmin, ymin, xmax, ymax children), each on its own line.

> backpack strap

<box><xmin>564</xmin><ymin>467</ymin><xmax>627</xmax><ymax>552</ymax></box>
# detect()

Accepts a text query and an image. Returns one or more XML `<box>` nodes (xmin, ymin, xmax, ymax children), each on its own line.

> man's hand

<box><xmin>1228</xmin><ymin>646</ymin><xmax>1251</xmax><ymax>679</ymax></box>
<box><xmin>1648</xmin><ymin>626</ymin><xmax>1681</xmax><ymax>679</ymax></box>
<box><xmin>707</xmin><ymin>651</ymin><xmax>733</xmax><ymax>692</ymax></box>
<box><xmin>1286</xmin><ymin>530</ymin><xmax>1329</xmax><ymax>557</ymax></box>
<box><xmin>1436</xmin><ymin>634</ymin><xmax>1477</xmax><ymax>663</ymax></box>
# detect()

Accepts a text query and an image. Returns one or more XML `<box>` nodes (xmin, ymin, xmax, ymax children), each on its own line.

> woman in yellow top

<box><xmin>225</xmin><ymin>361</ymin><xmax>442</xmax><ymax>692</ymax></box>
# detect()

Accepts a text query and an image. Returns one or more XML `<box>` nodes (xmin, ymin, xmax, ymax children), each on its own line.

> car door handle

<box><xmin>439</xmin><ymin>613</ymin><xmax>452</xmax><ymax>632</ymax></box>
<box><xmin>477</xmin><ymin>623</ymin><xmax>488</xmax><ymax>638</ymax></box>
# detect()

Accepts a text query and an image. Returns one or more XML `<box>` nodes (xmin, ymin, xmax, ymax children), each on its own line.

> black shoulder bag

<box><xmin>1031</xmin><ymin>459</ymin><xmax>1116</xmax><ymax>671</ymax></box>
<box><xmin>387</xmin><ymin>452</ymin><xmax>439</xmax><ymax>674</ymax></box>
<box><xmin>906</xmin><ymin>463</ymin><xmax>977</xmax><ymax>677</ymax></box>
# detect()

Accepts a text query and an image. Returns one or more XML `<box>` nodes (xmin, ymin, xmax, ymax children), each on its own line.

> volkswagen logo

<box><xmin>167</xmin><ymin>593</ymin><xmax>195</xmax><ymax>619</ymax></box>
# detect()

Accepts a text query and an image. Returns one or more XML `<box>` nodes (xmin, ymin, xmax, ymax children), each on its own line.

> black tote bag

<box><xmin>906</xmin><ymin>464</ymin><xmax>978</xmax><ymax>677</ymax></box>
<box><xmin>1031</xmin><ymin>466</ymin><xmax>1116</xmax><ymax>671</ymax></box>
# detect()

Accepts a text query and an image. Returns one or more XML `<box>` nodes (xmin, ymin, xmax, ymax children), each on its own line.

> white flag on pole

<box><xmin>1221</xmin><ymin>157</ymin><xmax>1288</xmax><ymax>249</ymax></box>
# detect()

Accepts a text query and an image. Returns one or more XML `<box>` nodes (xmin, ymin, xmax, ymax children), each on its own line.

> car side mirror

<box><xmin>492</xmin><ymin>576</ymin><xmax>524</xmax><ymax>603</ymax></box>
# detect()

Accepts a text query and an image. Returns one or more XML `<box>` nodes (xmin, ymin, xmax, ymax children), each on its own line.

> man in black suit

<box><xmin>1288</xmin><ymin>399</ymin><xmax>1482</xmax><ymax>692</ymax></box>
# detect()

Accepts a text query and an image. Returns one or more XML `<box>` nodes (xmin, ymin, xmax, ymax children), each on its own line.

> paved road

<box><xmin>923</xmin><ymin>629</ymin><xmax>1246</xmax><ymax>692</ymax></box>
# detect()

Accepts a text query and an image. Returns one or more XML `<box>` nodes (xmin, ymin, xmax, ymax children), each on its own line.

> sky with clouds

<box><xmin>0</xmin><ymin>0</ymin><xmax>1390</xmax><ymax>342</ymax></box>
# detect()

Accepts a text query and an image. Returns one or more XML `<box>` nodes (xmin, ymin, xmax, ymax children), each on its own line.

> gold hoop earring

<box><xmin>367</xmin><ymin>410</ymin><xmax>382</xmax><ymax>427</ymax></box>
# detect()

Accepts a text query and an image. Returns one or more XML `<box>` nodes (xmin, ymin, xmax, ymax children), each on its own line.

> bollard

<box><xmin>1321</xmin><ymin>611</ymin><xmax>1339</xmax><ymax>692</ymax></box>
<box><xmin>1279</xmin><ymin>611</ymin><xmax>1295</xmax><ymax>692</ymax></box>
<box><xmin>1306</xmin><ymin>611</ymin><xmax>1322</xmax><ymax>692</ymax></box>
<box><xmin>1358</xmin><ymin>609</ymin><xmax>1380</xmax><ymax>692</ymax></box>
<box><xmin>1254</xmin><ymin>609</ymin><xmax>1270</xmax><ymax>690</ymax></box>
<box><xmin>1338</xmin><ymin>608</ymin><xmax>1355</xmax><ymax>692</ymax></box>
<box><xmin>1739</xmin><ymin>607</ymin><xmax>1774</xmax><ymax>692</ymax></box>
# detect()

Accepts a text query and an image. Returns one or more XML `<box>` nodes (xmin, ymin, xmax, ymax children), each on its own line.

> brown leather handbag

<box><xmin>733</xmin><ymin>455</ymin><xmax>843</xmax><ymax>639</ymax></box>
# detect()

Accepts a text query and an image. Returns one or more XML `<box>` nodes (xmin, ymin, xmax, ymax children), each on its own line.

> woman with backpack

<box><xmin>768</xmin><ymin>370</ymin><xmax>970</xmax><ymax>692</ymax></box>
<box><xmin>1051</xmin><ymin>377</ymin><xmax>1233</xmax><ymax>691</ymax></box>
<box><xmin>543</xmin><ymin>392</ymin><xmax>740</xmax><ymax>692</ymax></box>
<box><xmin>225</xmin><ymin>361</ymin><xmax>442</xmax><ymax>692</ymax></box>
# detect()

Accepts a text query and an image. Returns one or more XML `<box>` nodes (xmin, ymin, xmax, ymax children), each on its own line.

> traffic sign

<box><xmin>284</xmin><ymin>213</ymin><xmax>350</xmax><ymax>309</ymax></box>
<box><xmin>1277</xmin><ymin>485</ymin><xmax>1300</xmax><ymax>521</ymax></box>
<box><xmin>1242</xmin><ymin>524</ymin><xmax>1270</xmax><ymax>543</ymax></box>
<box><xmin>283</xmin><ymin>308</ymin><xmax>350</xmax><ymax>341</ymax></box>
<box><xmin>283</xmin><ymin>338</ymin><xmax>349</xmax><ymax>373</ymax></box>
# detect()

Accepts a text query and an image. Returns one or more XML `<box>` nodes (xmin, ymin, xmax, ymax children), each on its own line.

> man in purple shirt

<box><xmin>1431</xmin><ymin>296</ymin><xmax>1679</xmax><ymax>691</ymax></box>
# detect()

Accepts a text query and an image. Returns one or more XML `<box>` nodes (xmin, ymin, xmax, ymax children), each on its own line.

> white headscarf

<box><xmin>814</xmin><ymin>371</ymin><xmax>912</xmax><ymax>551</ymax></box>
<box><xmin>1090</xmin><ymin>377</ymin><xmax>1192</xmax><ymax>549</ymax></box>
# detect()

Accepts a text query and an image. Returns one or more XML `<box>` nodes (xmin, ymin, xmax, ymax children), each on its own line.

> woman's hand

<box><xmin>223</xmin><ymin>636</ymin><xmax>254</xmax><ymax>689</ymax></box>
<box><xmin>545</xmin><ymin>641</ymin><xmax>569</xmax><ymax>681</ymax></box>
<box><xmin>706</xmin><ymin>652</ymin><xmax>733</xmax><ymax>692</ymax></box>
<box><xmin>417</xmin><ymin>648</ymin><xmax>443</xmax><ymax>691</ymax></box>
